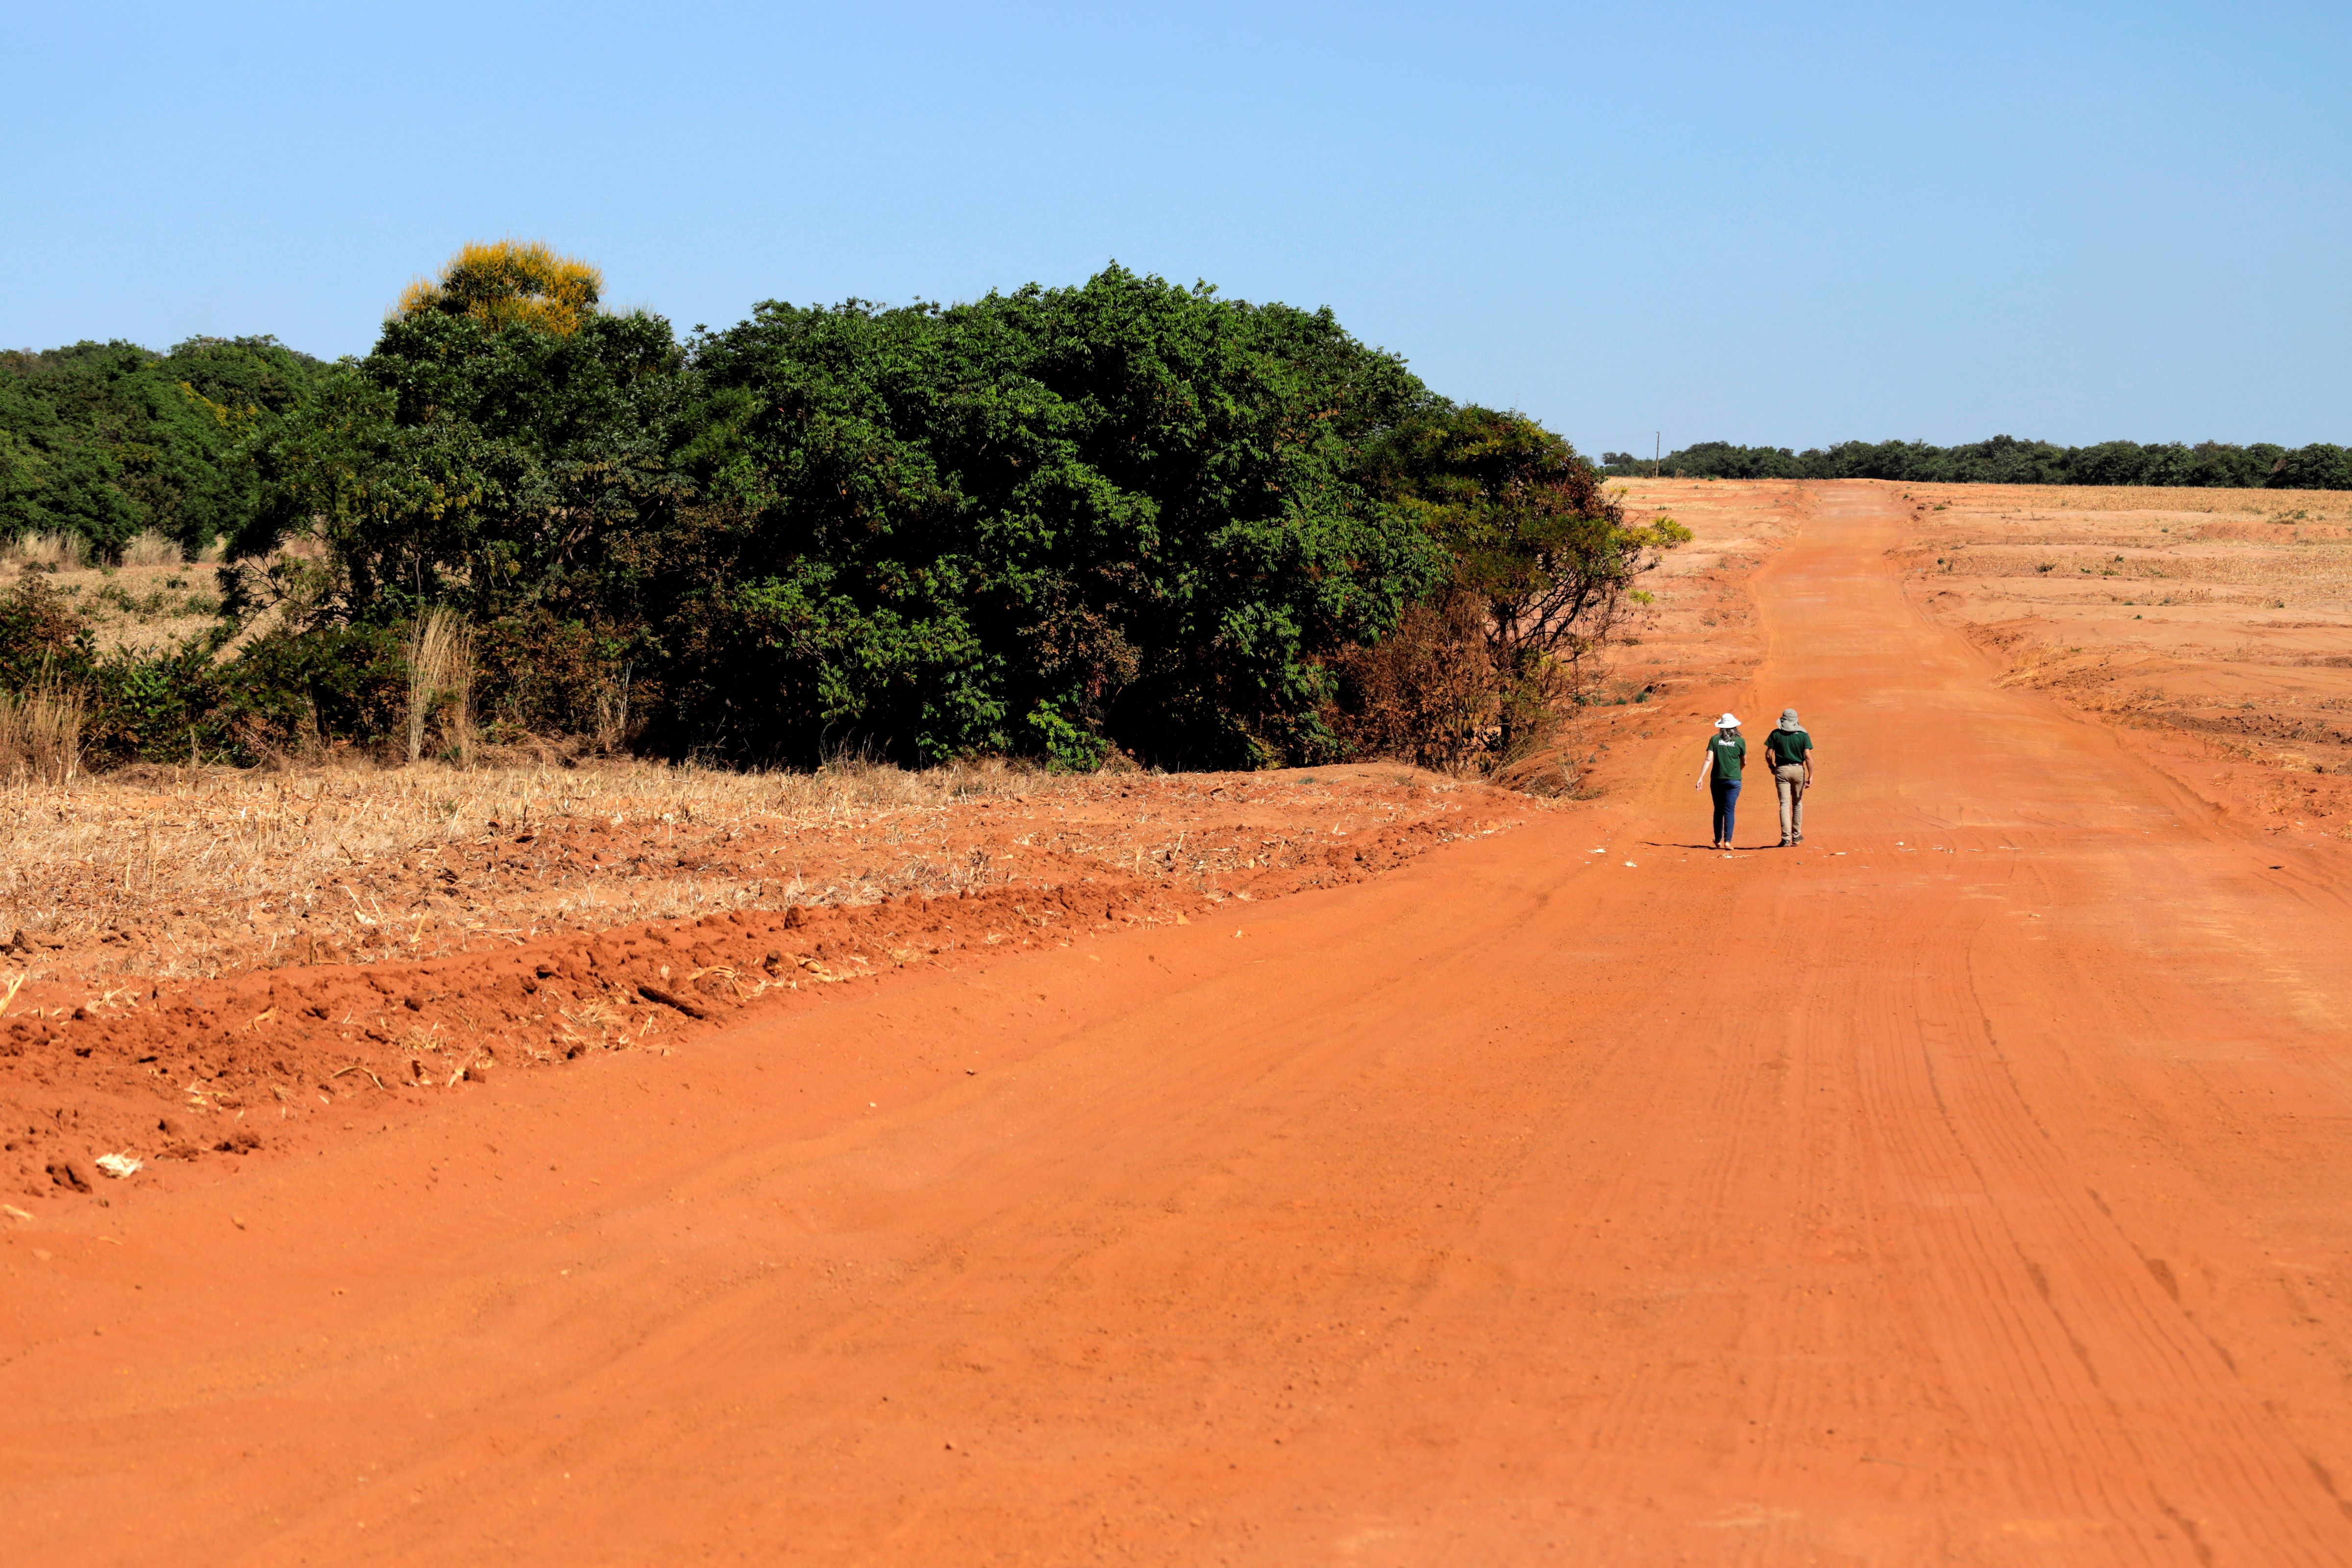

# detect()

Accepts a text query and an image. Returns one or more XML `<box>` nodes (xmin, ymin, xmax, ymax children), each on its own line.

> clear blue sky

<box><xmin>7</xmin><ymin>1</ymin><xmax>2347</xmax><ymax>452</ymax></box>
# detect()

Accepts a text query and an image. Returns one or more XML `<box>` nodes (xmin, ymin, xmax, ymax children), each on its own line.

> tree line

<box><xmin>0</xmin><ymin>244</ymin><xmax>1682</xmax><ymax>777</ymax></box>
<box><xmin>0</xmin><ymin>336</ymin><xmax>331</xmax><ymax>553</ymax></box>
<box><xmin>1599</xmin><ymin>435</ymin><xmax>2352</xmax><ymax>489</ymax></box>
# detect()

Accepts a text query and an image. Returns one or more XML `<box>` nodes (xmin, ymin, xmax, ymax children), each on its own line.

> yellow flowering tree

<box><xmin>393</xmin><ymin>241</ymin><xmax>603</xmax><ymax>336</ymax></box>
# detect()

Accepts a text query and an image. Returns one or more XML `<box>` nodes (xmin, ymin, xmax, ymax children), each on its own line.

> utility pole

<box><xmin>1654</xmin><ymin>432</ymin><xmax>1661</xmax><ymax>479</ymax></box>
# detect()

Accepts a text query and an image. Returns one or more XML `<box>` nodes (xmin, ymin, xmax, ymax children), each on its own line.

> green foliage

<box><xmin>0</xmin><ymin>572</ymin><xmax>408</xmax><ymax>767</ymax></box>
<box><xmin>657</xmin><ymin>266</ymin><xmax>1445</xmax><ymax>767</ymax></box>
<box><xmin>0</xmin><ymin>337</ymin><xmax>329</xmax><ymax>556</ymax></box>
<box><xmin>77</xmin><ymin>622</ymin><xmax>411</xmax><ymax>769</ymax></box>
<box><xmin>233</xmin><ymin>307</ymin><xmax>687</xmax><ymax>627</ymax></box>
<box><xmin>1373</xmin><ymin>407</ymin><xmax>1687</xmax><ymax>667</ymax></box>
<box><xmin>2271</xmin><ymin>443</ymin><xmax>2352</xmax><ymax>490</ymax></box>
<box><xmin>1603</xmin><ymin>436</ymin><xmax>2349</xmax><ymax>489</ymax></box>
<box><xmin>1339</xmin><ymin>407</ymin><xmax>1686</xmax><ymax>764</ymax></box>
<box><xmin>2</xmin><ymin>260</ymin><xmax>1679</xmax><ymax>776</ymax></box>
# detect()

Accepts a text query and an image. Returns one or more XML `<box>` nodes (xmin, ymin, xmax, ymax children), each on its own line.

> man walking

<box><xmin>1766</xmin><ymin>707</ymin><xmax>1814</xmax><ymax>846</ymax></box>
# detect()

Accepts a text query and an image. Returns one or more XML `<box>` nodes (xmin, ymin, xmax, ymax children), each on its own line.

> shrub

<box><xmin>1332</xmin><ymin>407</ymin><xmax>1688</xmax><ymax>771</ymax></box>
<box><xmin>1328</xmin><ymin>587</ymin><xmax>1498</xmax><ymax>772</ymax></box>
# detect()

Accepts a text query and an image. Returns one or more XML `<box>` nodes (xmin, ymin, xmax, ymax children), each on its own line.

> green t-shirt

<box><xmin>1765</xmin><ymin>728</ymin><xmax>1813</xmax><ymax>768</ymax></box>
<box><xmin>1707</xmin><ymin>732</ymin><xmax>1745</xmax><ymax>783</ymax></box>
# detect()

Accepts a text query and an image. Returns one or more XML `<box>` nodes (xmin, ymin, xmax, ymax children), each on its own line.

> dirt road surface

<box><xmin>10</xmin><ymin>484</ymin><xmax>2352</xmax><ymax>1564</ymax></box>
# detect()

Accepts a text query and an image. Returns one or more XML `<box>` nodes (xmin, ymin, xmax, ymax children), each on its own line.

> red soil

<box><xmin>9</xmin><ymin>483</ymin><xmax>2352</xmax><ymax>1563</ymax></box>
<box><xmin>4</xmin><ymin>772</ymin><xmax>1521</xmax><ymax>1205</ymax></box>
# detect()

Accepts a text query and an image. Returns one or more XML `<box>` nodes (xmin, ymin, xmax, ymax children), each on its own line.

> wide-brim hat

<box><xmin>1715</xmin><ymin>712</ymin><xmax>1741</xmax><ymax>729</ymax></box>
<box><xmin>1778</xmin><ymin>708</ymin><xmax>1802</xmax><ymax>731</ymax></box>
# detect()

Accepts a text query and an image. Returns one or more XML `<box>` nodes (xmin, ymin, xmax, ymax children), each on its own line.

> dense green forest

<box><xmin>0</xmin><ymin>245</ymin><xmax>1680</xmax><ymax>777</ymax></box>
<box><xmin>1598</xmin><ymin>435</ymin><xmax>2352</xmax><ymax>488</ymax></box>
<box><xmin>0</xmin><ymin>337</ymin><xmax>329</xmax><ymax>554</ymax></box>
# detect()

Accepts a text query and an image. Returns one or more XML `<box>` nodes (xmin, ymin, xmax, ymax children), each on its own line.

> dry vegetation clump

<box><xmin>404</xmin><ymin>607</ymin><xmax>475</xmax><ymax>765</ymax></box>
<box><xmin>1</xmin><ymin>531</ymin><xmax>90</xmax><ymax>571</ymax></box>
<box><xmin>118</xmin><ymin>529</ymin><xmax>186</xmax><ymax>567</ymax></box>
<box><xmin>1333</xmin><ymin>588</ymin><xmax>1520</xmax><ymax>777</ymax></box>
<box><xmin>1896</xmin><ymin>482</ymin><xmax>2352</xmax><ymax>839</ymax></box>
<box><xmin>5</xmin><ymin>536</ymin><xmax>225</xmax><ymax>657</ymax></box>
<box><xmin>0</xmin><ymin>683</ymin><xmax>85</xmax><ymax>784</ymax></box>
<box><xmin>0</xmin><ymin>756</ymin><xmax>1528</xmax><ymax>990</ymax></box>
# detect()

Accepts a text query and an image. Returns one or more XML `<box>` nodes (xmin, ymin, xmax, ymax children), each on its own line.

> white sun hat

<box><xmin>1715</xmin><ymin>712</ymin><xmax>1741</xmax><ymax>729</ymax></box>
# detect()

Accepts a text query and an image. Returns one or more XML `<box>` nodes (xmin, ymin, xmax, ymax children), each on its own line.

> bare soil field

<box><xmin>1880</xmin><ymin>480</ymin><xmax>2352</xmax><ymax>842</ymax></box>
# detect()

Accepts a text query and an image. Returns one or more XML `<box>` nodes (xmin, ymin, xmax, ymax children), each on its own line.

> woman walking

<box><xmin>1694</xmin><ymin>712</ymin><xmax>1746</xmax><ymax>851</ymax></box>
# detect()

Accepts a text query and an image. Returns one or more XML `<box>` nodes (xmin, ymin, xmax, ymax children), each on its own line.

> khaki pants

<box><xmin>1775</xmin><ymin>764</ymin><xmax>1808</xmax><ymax>842</ymax></box>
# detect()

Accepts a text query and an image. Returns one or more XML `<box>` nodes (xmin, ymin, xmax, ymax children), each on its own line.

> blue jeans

<box><xmin>1711</xmin><ymin>779</ymin><xmax>1741</xmax><ymax>845</ymax></box>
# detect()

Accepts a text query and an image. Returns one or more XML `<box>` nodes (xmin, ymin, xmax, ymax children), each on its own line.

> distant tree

<box><xmin>2272</xmin><ymin>443</ymin><xmax>2352</xmax><ymax>490</ymax></box>
<box><xmin>0</xmin><ymin>336</ymin><xmax>327</xmax><ymax>557</ymax></box>
<box><xmin>233</xmin><ymin>245</ymin><xmax>686</xmax><ymax>637</ymax></box>
<box><xmin>1603</xmin><ymin>435</ymin><xmax>2349</xmax><ymax>490</ymax></box>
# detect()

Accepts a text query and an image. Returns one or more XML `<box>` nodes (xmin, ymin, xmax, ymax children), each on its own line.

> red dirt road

<box><xmin>10</xmin><ymin>484</ymin><xmax>2352</xmax><ymax>1564</ymax></box>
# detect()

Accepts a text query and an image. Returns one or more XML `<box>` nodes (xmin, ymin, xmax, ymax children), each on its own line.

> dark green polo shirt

<box><xmin>1765</xmin><ymin>728</ymin><xmax>1813</xmax><ymax>768</ymax></box>
<box><xmin>1707</xmin><ymin>732</ymin><xmax>1746</xmax><ymax>783</ymax></box>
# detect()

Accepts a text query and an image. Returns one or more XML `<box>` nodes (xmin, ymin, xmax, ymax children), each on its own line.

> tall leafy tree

<box><xmin>232</xmin><ymin>246</ymin><xmax>687</xmax><ymax>632</ymax></box>
<box><xmin>662</xmin><ymin>265</ymin><xmax>1445</xmax><ymax>767</ymax></box>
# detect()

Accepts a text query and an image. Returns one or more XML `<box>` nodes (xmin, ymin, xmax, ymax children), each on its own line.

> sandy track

<box><xmin>9</xmin><ymin>484</ymin><xmax>2352</xmax><ymax>1563</ymax></box>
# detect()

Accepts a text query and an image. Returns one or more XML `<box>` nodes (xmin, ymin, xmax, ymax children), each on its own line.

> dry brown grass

<box><xmin>9</xmin><ymin>553</ymin><xmax>225</xmax><ymax>656</ymax></box>
<box><xmin>1895</xmin><ymin>480</ymin><xmax>2352</xmax><ymax>837</ymax></box>
<box><xmin>2</xmin><ymin>532</ymin><xmax>88</xmax><ymax>570</ymax></box>
<box><xmin>1903</xmin><ymin>484</ymin><xmax>2352</xmax><ymax>611</ymax></box>
<box><xmin>0</xmin><ymin>683</ymin><xmax>84</xmax><ymax>783</ymax></box>
<box><xmin>1897</xmin><ymin>482</ymin><xmax>2352</xmax><ymax>638</ymax></box>
<box><xmin>119</xmin><ymin>530</ymin><xmax>186</xmax><ymax>567</ymax></box>
<box><xmin>2</xmin><ymin>528</ymin><xmax>197</xmax><ymax>570</ymax></box>
<box><xmin>405</xmin><ymin>608</ymin><xmax>475</xmax><ymax>765</ymax></box>
<box><xmin>0</xmin><ymin>756</ymin><xmax>1525</xmax><ymax>986</ymax></box>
